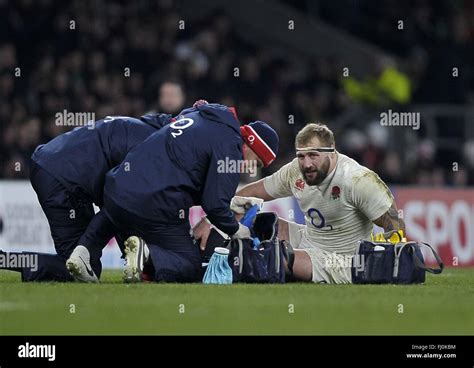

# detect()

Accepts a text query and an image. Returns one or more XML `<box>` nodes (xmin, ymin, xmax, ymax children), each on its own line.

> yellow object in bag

<box><xmin>371</xmin><ymin>230</ymin><xmax>406</xmax><ymax>244</ymax></box>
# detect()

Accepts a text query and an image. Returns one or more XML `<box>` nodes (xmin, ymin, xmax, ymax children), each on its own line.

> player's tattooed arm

<box><xmin>373</xmin><ymin>201</ymin><xmax>406</xmax><ymax>234</ymax></box>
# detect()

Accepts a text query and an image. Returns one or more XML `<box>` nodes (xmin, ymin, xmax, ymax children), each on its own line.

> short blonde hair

<box><xmin>295</xmin><ymin>123</ymin><xmax>335</xmax><ymax>148</ymax></box>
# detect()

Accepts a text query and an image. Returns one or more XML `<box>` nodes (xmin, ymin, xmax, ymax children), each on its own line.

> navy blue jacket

<box><xmin>32</xmin><ymin>114</ymin><xmax>171</xmax><ymax>206</ymax></box>
<box><xmin>104</xmin><ymin>104</ymin><xmax>242</xmax><ymax>235</ymax></box>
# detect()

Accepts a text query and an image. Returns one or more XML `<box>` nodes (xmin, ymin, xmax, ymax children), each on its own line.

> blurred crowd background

<box><xmin>1</xmin><ymin>0</ymin><xmax>473</xmax><ymax>186</ymax></box>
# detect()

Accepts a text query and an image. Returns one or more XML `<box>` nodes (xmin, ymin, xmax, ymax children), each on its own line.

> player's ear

<box><xmin>242</xmin><ymin>143</ymin><xmax>248</xmax><ymax>160</ymax></box>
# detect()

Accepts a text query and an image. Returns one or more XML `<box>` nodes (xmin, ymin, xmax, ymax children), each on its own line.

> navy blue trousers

<box><xmin>79</xmin><ymin>199</ymin><xmax>202</xmax><ymax>282</ymax></box>
<box><xmin>18</xmin><ymin>162</ymin><xmax>99</xmax><ymax>281</ymax></box>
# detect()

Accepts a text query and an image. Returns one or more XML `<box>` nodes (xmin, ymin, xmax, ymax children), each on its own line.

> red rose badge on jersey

<box><xmin>331</xmin><ymin>185</ymin><xmax>341</xmax><ymax>199</ymax></box>
<box><xmin>295</xmin><ymin>179</ymin><xmax>305</xmax><ymax>191</ymax></box>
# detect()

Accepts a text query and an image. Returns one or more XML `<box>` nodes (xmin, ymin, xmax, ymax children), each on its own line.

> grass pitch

<box><xmin>0</xmin><ymin>268</ymin><xmax>472</xmax><ymax>335</ymax></box>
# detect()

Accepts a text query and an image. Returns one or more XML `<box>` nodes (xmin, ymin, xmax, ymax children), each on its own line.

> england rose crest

<box><xmin>331</xmin><ymin>185</ymin><xmax>341</xmax><ymax>200</ymax></box>
<box><xmin>295</xmin><ymin>179</ymin><xmax>305</xmax><ymax>191</ymax></box>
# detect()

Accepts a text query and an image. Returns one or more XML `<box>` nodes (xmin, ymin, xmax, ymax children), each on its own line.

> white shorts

<box><xmin>288</xmin><ymin>222</ymin><xmax>352</xmax><ymax>284</ymax></box>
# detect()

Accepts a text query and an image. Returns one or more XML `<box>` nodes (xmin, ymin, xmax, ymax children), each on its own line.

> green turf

<box><xmin>0</xmin><ymin>268</ymin><xmax>472</xmax><ymax>335</ymax></box>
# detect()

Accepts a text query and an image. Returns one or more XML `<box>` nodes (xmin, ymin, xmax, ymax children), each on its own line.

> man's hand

<box><xmin>230</xmin><ymin>196</ymin><xmax>264</xmax><ymax>214</ymax></box>
<box><xmin>192</xmin><ymin>216</ymin><xmax>212</xmax><ymax>250</ymax></box>
<box><xmin>193</xmin><ymin>99</ymin><xmax>209</xmax><ymax>107</ymax></box>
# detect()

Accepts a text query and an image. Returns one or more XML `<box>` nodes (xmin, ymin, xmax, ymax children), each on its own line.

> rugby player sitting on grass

<box><xmin>193</xmin><ymin>123</ymin><xmax>405</xmax><ymax>284</ymax></box>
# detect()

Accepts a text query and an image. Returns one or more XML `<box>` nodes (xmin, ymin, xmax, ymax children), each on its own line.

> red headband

<box><xmin>240</xmin><ymin>125</ymin><xmax>276</xmax><ymax>167</ymax></box>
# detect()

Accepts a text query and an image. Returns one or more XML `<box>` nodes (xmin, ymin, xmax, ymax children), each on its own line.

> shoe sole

<box><xmin>123</xmin><ymin>236</ymin><xmax>143</xmax><ymax>283</ymax></box>
<box><xmin>66</xmin><ymin>258</ymin><xmax>99</xmax><ymax>283</ymax></box>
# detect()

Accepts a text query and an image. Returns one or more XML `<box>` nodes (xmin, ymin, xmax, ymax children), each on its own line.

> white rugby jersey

<box><xmin>264</xmin><ymin>153</ymin><xmax>394</xmax><ymax>254</ymax></box>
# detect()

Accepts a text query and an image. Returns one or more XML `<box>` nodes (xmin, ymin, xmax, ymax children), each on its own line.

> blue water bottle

<box><xmin>202</xmin><ymin>247</ymin><xmax>233</xmax><ymax>284</ymax></box>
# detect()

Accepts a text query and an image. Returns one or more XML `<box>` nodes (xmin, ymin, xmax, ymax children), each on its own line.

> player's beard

<box><xmin>300</xmin><ymin>157</ymin><xmax>331</xmax><ymax>186</ymax></box>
